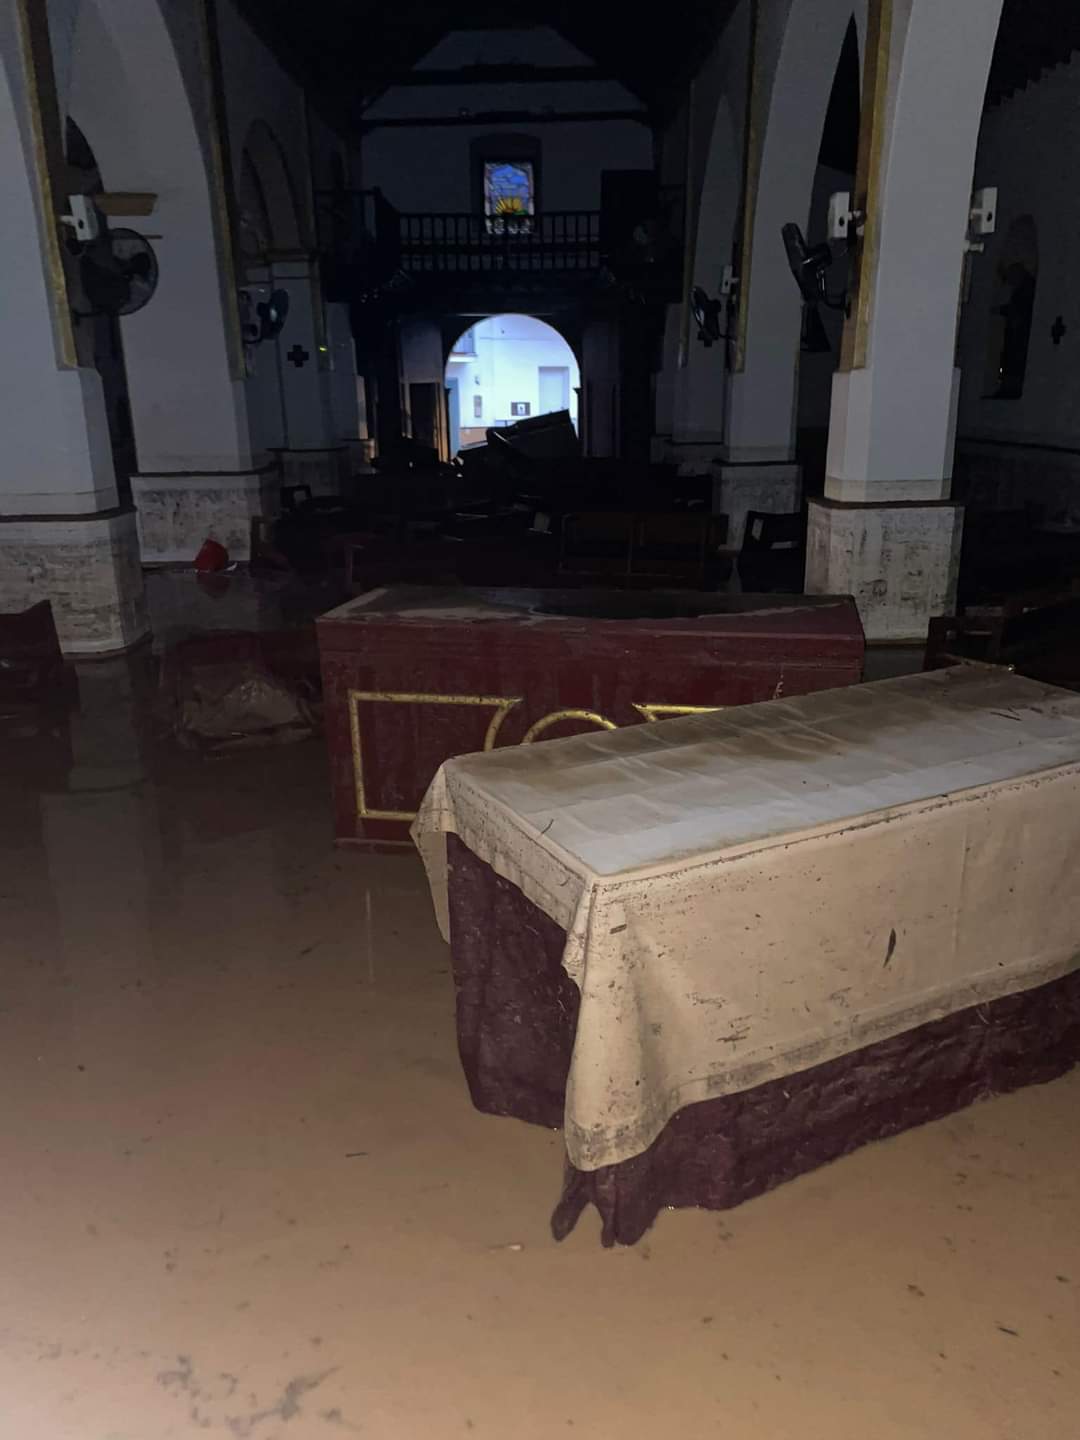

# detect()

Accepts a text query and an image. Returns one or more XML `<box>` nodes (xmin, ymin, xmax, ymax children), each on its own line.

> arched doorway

<box><xmin>444</xmin><ymin>315</ymin><xmax>580</xmax><ymax>457</ymax></box>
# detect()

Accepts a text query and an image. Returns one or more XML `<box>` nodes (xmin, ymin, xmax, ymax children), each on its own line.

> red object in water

<box><xmin>194</xmin><ymin>538</ymin><xmax>229</xmax><ymax>572</ymax></box>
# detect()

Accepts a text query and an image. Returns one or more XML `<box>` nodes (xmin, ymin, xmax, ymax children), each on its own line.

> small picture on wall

<box><xmin>510</xmin><ymin>401</ymin><xmax>531</xmax><ymax>417</ymax></box>
<box><xmin>473</xmin><ymin>394</ymin><xmax>483</xmax><ymax>418</ymax></box>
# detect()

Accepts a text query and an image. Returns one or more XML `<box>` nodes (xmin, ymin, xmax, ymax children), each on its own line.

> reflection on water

<box><xmin>0</xmin><ymin>650</ymin><xmax>400</xmax><ymax>1009</ymax></box>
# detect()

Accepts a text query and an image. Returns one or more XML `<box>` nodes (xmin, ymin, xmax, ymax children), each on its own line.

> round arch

<box><xmin>240</xmin><ymin>119</ymin><xmax>304</xmax><ymax>258</ymax></box>
<box><xmin>442</xmin><ymin>311</ymin><xmax>582</xmax><ymax>369</ymax></box>
<box><xmin>442</xmin><ymin>313</ymin><xmax>581</xmax><ymax>455</ymax></box>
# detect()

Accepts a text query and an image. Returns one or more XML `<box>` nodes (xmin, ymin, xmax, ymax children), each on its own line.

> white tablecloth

<box><xmin>413</xmin><ymin>667</ymin><xmax>1080</xmax><ymax>1170</ymax></box>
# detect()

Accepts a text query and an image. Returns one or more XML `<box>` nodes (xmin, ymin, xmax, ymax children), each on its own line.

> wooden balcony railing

<box><xmin>397</xmin><ymin>211</ymin><xmax>601</xmax><ymax>273</ymax></box>
<box><xmin>315</xmin><ymin>188</ymin><xmax>684</xmax><ymax>299</ymax></box>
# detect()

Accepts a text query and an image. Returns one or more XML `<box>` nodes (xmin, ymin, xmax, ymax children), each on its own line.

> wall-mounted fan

<box><xmin>691</xmin><ymin>285</ymin><xmax>725</xmax><ymax>347</ymax></box>
<box><xmin>781</xmin><ymin>222</ymin><xmax>846</xmax><ymax>310</ymax></box>
<box><xmin>238</xmin><ymin>287</ymin><xmax>290</xmax><ymax>345</ymax></box>
<box><xmin>78</xmin><ymin>227</ymin><xmax>159</xmax><ymax>317</ymax></box>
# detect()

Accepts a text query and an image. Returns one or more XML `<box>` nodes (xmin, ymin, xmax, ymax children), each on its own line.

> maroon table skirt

<box><xmin>445</xmin><ymin>835</ymin><xmax>1080</xmax><ymax>1247</ymax></box>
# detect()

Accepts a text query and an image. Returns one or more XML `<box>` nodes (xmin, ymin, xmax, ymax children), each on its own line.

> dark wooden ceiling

<box><xmin>986</xmin><ymin>0</ymin><xmax>1080</xmax><ymax>106</ymax></box>
<box><xmin>232</xmin><ymin>0</ymin><xmax>738</xmax><ymax>133</ymax></box>
<box><xmin>233</xmin><ymin>0</ymin><xmax>1080</xmax><ymax>158</ymax></box>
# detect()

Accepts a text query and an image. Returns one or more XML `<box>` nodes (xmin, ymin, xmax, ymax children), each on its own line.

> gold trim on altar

<box><xmin>349</xmin><ymin>690</ymin><xmax>523</xmax><ymax>822</ymax></box>
<box><xmin>520</xmin><ymin>709</ymin><xmax>617</xmax><ymax>743</ymax></box>
<box><xmin>347</xmin><ymin>690</ymin><xmax>724</xmax><ymax>824</ymax></box>
<box><xmin>632</xmin><ymin>703</ymin><xmax>724</xmax><ymax>723</ymax></box>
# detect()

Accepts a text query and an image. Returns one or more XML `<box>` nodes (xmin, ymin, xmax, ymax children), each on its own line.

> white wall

<box><xmin>56</xmin><ymin>0</ymin><xmax>253</xmax><ymax>473</ymax></box>
<box><xmin>446</xmin><ymin>315</ymin><xmax>579</xmax><ymax>429</ymax></box>
<box><xmin>956</xmin><ymin>54</ymin><xmax>1080</xmax><ymax>448</ymax></box>
<box><xmin>363</xmin><ymin>27</ymin><xmax>651</xmax><ymax>213</ymax></box>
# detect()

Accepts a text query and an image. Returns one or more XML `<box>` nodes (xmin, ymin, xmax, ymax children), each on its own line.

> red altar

<box><xmin>317</xmin><ymin>585</ymin><xmax>865</xmax><ymax>848</ymax></box>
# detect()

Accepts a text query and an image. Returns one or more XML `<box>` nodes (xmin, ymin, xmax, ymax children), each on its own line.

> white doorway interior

<box><xmin>538</xmin><ymin>364</ymin><xmax>571</xmax><ymax>417</ymax></box>
<box><xmin>445</xmin><ymin>314</ymin><xmax>580</xmax><ymax>453</ymax></box>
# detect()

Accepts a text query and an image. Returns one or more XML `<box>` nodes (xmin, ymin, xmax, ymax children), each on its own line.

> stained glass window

<box><xmin>484</xmin><ymin>161</ymin><xmax>534</xmax><ymax>235</ymax></box>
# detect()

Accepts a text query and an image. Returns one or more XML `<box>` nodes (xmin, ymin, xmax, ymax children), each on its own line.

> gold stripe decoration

<box><xmin>632</xmin><ymin>703</ymin><xmax>724</xmax><ymax>723</ymax></box>
<box><xmin>520</xmin><ymin>710</ymin><xmax>618</xmax><ymax>744</ymax></box>
<box><xmin>839</xmin><ymin>0</ymin><xmax>893</xmax><ymax>372</ymax></box>
<box><xmin>14</xmin><ymin>0</ymin><xmax>77</xmax><ymax>369</ymax></box>
<box><xmin>348</xmin><ymin>690</ymin><xmax>522</xmax><ymax>822</ymax></box>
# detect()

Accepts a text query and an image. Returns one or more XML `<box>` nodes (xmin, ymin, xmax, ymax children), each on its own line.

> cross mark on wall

<box><xmin>286</xmin><ymin>344</ymin><xmax>310</xmax><ymax>368</ymax></box>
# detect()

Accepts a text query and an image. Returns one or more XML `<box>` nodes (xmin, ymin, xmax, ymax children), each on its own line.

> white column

<box><xmin>0</xmin><ymin>2</ymin><xmax>146</xmax><ymax>654</ymax></box>
<box><xmin>807</xmin><ymin>0</ymin><xmax>1003</xmax><ymax>640</ymax></box>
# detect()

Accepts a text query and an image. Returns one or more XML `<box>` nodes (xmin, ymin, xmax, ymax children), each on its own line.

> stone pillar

<box><xmin>807</xmin><ymin>497</ymin><xmax>962</xmax><ymax>640</ymax></box>
<box><xmin>805</xmin><ymin>0</ymin><xmax>1003</xmax><ymax>640</ymax></box>
<box><xmin>0</xmin><ymin>2</ymin><xmax>146</xmax><ymax>654</ymax></box>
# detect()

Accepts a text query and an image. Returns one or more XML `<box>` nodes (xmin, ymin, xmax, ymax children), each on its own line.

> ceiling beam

<box><xmin>364</xmin><ymin>108</ymin><xmax>650</xmax><ymax>131</ymax></box>
<box><xmin>377</xmin><ymin>64</ymin><xmax>608</xmax><ymax>87</ymax></box>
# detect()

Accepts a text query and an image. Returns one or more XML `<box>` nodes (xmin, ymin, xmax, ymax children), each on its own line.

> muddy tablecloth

<box><xmin>413</xmin><ymin>666</ymin><xmax>1080</xmax><ymax>1171</ymax></box>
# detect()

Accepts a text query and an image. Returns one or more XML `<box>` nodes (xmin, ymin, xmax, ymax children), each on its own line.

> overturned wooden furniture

<box><xmin>317</xmin><ymin>586</ymin><xmax>864</xmax><ymax>849</ymax></box>
<box><xmin>414</xmin><ymin>667</ymin><xmax>1080</xmax><ymax>1244</ymax></box>
<box><xmin>925</xmin><ymin>580</ymin><xmax>1080</xmax><ymax>689</ymax></box>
